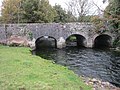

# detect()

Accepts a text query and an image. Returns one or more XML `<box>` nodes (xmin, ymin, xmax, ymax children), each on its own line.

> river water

<box><xmin>33</xmin><ymin>47</ymin><xmax>120</xmax><ymax>87</ymax></box>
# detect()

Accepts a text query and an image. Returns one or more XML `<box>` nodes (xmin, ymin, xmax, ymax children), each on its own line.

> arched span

<box><xmin>66</xmin><ymin>34</ymin><xmax>87</xmax><ymax>47</ymax></box>
<box><xmin>93</xmin><ymin>34</ymin><xmax>112</xmax><ymax>48</ymax></box>
<box><xmin>35</xmin><ymin>36</ymin><xmax>57</xmax><ymax>49</ymax></box>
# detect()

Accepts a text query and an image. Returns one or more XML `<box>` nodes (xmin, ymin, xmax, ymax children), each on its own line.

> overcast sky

<box><xmin>0</xmin><ymin>0</ymin><xmax>108</xmax><ymax>15</ymax></box>
<box><xmin>49</xmin><ymin>0</ymin><xmax>108</xmax><ymax>9</ymax></box>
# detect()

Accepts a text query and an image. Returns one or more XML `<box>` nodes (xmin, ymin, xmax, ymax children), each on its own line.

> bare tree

<box><xmin>66</xmin><ymin>0</ymin><xmax>93</xmax><ymax>22</ymax></box>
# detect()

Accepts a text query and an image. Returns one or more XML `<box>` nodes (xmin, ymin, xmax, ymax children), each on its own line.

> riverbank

<box><xmin>81</xmin><ymin>77</ymin><xmax>120</xmax><ymax>90</ymax></box>
<box><xmin>0</xmin><ymin>45</ymin><xmax>91</xmax><ymax>90</ymax></box>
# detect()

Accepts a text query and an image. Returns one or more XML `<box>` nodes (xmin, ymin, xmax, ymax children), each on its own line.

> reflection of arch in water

<box><xmin>35</xmin><ymin>36</ymin><xmax>57</xmax><ymax>49</ymax></box>
<box><xmin>66</xmin><ymin>34</ymin><xmax>87</xmax><ymax>47</ymax></box>
<box><xmin>93</xmin><ymin>34</ymin><xmax>112</xmax><ymax>48</ymax></box>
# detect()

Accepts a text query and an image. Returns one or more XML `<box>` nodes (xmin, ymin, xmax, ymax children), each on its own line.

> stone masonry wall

<box><xmin>0</xmin><ymin>25</ymin><xmax>6</xmax><ymax>41</ymax></box>
<box><xmin>0</xmin><ymin>23</ymin><xmax>115</xmax><ymax>48</ymax></box>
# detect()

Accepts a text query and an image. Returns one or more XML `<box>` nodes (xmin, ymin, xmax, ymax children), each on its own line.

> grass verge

<box><xmin>0</xmin><ymin>45</ymin><xmax>92</xmax><ymax>90</ymax></box>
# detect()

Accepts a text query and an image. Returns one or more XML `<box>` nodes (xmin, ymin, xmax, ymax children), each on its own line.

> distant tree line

<box><xmin>0</xmin><ymin>0</ymin><xmax>94</xmax><ymax>23</ymax></box>
<box><xmin>0</xmin><ymin>0</ymin><xmax>74</xmax><ymax>23</ymax></box>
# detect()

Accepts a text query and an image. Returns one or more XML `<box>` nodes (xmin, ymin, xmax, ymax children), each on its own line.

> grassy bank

<box><xmin>0</xmin><ymin>45</ymin><xmax>92</xmax><ymax>90</ymax></box>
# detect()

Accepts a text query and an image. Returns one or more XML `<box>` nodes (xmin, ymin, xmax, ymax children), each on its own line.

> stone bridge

<box><xmin>0</xmin><ymin>23</ymin><xmax>115</xmax><ymax>49</ymax></box>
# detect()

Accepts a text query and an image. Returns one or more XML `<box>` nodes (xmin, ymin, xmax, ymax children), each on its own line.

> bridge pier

<box><xmin>87</xmin><ymin>39</ymin><xmax>93</xmax><ymax>48</ymax></box>
<box><xmin>28</xmin><ymin>38</ymin><xmax>36</xmax><ymax>49</ymax></box>
<box><xmin>57</xmin><ymin>37</ymin><xmax>66</xmax><ymax>49</ymax></box>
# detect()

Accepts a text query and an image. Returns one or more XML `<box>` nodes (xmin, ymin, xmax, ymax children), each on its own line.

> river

<box><xmin>33</xmin><ymin>47</ymin><xmax>120</xmax><ymax>87</ymax></box>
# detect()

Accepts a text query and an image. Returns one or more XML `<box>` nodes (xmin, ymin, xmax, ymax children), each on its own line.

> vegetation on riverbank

<box><xmin>0</xmin><ymin>45</ymin><xmax>91</xmax><ymax>90</ymax></box>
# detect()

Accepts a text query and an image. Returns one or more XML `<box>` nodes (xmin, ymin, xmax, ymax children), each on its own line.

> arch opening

<box><xmin>94</xmin><ymin>34</ymin><xmax>112</xmax><ymax>48</ymax></box>
<box><xmin>66</xmin><ymin>34</ymin><xmax>87</xmax><ymax>47</ymax></box>
<box><xmin>35</xmin><ymin>36</ymin><xmax>57</xmax><ymax>49</ymax></box>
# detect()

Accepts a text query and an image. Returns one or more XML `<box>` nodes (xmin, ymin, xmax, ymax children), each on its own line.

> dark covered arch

<box><xmin>35</xmin><ymin>36</ymin><xmax>57</xmax><ymax>49</ymax></box>
<box><xmin>93</xmin><ymin>34</ymin><xmax>112</xmax><ymax>48</ymax></box>
<box><xmin>66</xmin><ymin>34</ymin><xmax>87</xmax><ymax>47</ymax></box>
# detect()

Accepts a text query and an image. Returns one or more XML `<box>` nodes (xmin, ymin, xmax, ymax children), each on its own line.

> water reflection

<box><xmin>33</xmin><ymin>47</ymin><xmax>120</xmax><ymax>87</ymax></box>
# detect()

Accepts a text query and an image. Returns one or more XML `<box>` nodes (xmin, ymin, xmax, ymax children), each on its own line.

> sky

<box><xmin>49</xmin><ymin>0</ymin><xmax>108</xmax><ymax>10</ymax></box>
<box><xmin>0</xmin><ymin>0</ymin><xmax>108</xmax><ymax>15</ymax></box>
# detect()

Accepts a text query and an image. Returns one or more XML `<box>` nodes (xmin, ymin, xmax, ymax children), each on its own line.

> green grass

<box><xmin>0</xmin><ymin>45</ymin><xmax>92</xmax><ymax>90</ymax></box>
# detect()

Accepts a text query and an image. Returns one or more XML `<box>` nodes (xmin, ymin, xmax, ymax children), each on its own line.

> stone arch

<box><xmin>65</xmin><ymin>34</ymin><xmax>87</xmax><ymax>47</ymax></box>
<box><xmin>35</xmin><ymin>36</ymin><xmax>57</xmax><ymax>49</ymax></box>
<box><xmin>93</xmin><ymin>34</ymin><xmax>112</xmax><ymax>48</ymax></box>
